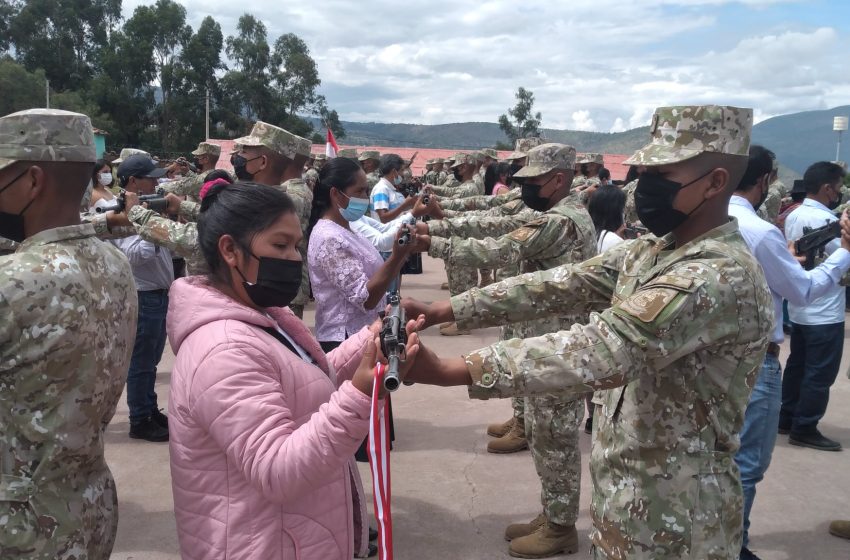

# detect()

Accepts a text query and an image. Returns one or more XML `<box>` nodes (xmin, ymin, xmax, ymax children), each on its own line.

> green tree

<box><xmin>0</xmin><ymin>1</ymin><xmax>18</xmax><ymax>52</ymax></box>
<box><xmin>0</xmin><ymin>56</ymin><xmax>47</xmax><ymax>115</ymax></box>
<box><xmin>9</xmin><ymin>0</ymin><xmax>121</xmax><ymax>91</ymax></box>
<box><xmin>316</xmin><ymin>104</ymin><xmax>346</xmax><ymax>139</ymax></box>
<box><xmin>222</xmin><ymin>14</ymin><xmax>272</xmax><ymax>126</ymax></box>
<box><xmin>498</xmin><ymin>87</ymin><xmax>542</xmax><ymax>143</ymax></box>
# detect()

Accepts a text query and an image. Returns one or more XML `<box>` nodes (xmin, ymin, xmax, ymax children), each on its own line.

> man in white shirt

<box><xmin>730</xmin><ymin>147</ymin><xmax>850</xmax><ymax>560</ymax></box>
<box><xmin>782</xmin><ymin>161</ymin><xmax>848</xmax><ymax>452</ymax></box>
<box><xmin>371</xmin><ymin>153</ymin><xmax>415</xmax><ymax>222</ymax></box>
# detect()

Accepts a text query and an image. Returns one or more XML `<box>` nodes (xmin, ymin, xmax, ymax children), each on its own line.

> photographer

<box><xmin>112</xmin><ymin>154</ymin><xmax>174</xmax><ymax>442</ymax></box>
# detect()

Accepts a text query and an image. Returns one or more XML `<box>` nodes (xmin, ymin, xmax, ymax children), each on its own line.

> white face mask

<box><xmin>99</xmin><ymin>172</ymin><xmax>113</xmax><ymax>186</ymax></box>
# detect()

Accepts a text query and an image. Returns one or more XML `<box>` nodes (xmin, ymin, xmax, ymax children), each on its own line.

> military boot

<box><xmin>487</xmin><ymin>419</ymin><xmax>527</xmax><ymax>453</ymax></box>
<box><xmin>829</xmin><ymin>520</ymin><xmax>850</xmax><ymax>540</ymax></box>
<box><xmin>439</xmin><ymin>322</ymin><xmax>471</xmax><ymax>336</ymax></box>
<box><xmin>509</xmin><ymin>521</ymin><xmax>578</xmax><ymax>558</ymax></box>
<box><xmin>487</xmin><ymin>416</ymin><xmax>515</xmax><ymax>438</ymax></box>
<box><xmin>479</xmin><ymin>269</ymin><xmax>494</xmax><ymax>287</ymax></box>
<box><xmin>504</xmin><ymin>512</ymin><xmax>546</xmax><ymax>541</ymax></box>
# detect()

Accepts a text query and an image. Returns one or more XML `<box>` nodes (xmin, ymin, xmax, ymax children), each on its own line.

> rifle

<box><xmin>380</xmin><ymin>292</ymin><xmax>407</xmax><ymax>392</ymax></box>
<box><xmin>623</xmin><ymin>224</ymin><xmax>648</xmax><ymax>240</ymax></box>
<box><xmin>95</xmin><ymin>193</ymin><xmax>167</xmax><ymax>214</ymax></box>
<box><xmin>397</xmin><ymin>216</ymin><xmax>417</xmax><ymax>246</ymax></box>
<box><xmin>795</xmin><ymin>220</ymin><xmax>841</xmax><ymax>270</ymax></box>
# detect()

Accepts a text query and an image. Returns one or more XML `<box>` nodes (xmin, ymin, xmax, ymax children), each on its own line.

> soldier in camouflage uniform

<box><xmin>304</xmin><ymin>153</ymin><xmax>325</xmax><ymax>190</ymax></box>
<box><xmin>409</xmin><ymin>105</ymin><xmax>774</xmax><ymax>560</ymax></box>
<box><xmin>162</xmin><ymin>141</ymin><xmax>224</xmax><ymax>202</ymax></box>
<box><xmin>420</xmin><ymin>144</ymin><xmax>597</xmax><ymax>557</ymax></box>
<box><xmin>429</xmin><ymin>153</ymin><xmax>484</xmax><ymax>199</ymax></box>
<box><xmin>424</xmin><ymin>158</ymin><xmax>437</xmax><ymax>184</ymax></box>
<box><xmin>0</xmin><ymin>109</ymin><xmax>137</xmax><ymax>559</ymax></box>
<box><xmin>572</xmin><ymin>153</ymin><xmax>604</xmax><ymax>205</ymax></box>
<box><xmin>358</xmin><ymin>150</ymin><xmax>382</xmax><ymax>194</ymax></box>
<box><xmin>434</xmin><ymin>157</ymin><xmax>449</xmax><ymax>185</ymax></box>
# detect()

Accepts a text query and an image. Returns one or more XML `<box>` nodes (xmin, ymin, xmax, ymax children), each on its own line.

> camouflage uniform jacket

<box><xmin>366</xmin><ymin>171</ymin><xmax>381</xmax><ymax>195</ymax></box>
<box><xmin>279</xmin><ymin>178</ymin><xmax>313</xmax><ymax>308</ymax></box>
<box><xmin>755</xmin><ymin>187</ymin><xmax>781</xmax><ymax>224</ymax></box>
<box><xmin>304</xmin><ymin>168</ymin><xmax>319</xmax><ymax>191</ymax></box>
<box><xmin>455</xmin><ymin>219</ymin><xmax>773</xmax><ymax>559</ymax></box>
<box><xmin>440</xmin><ymin>188</ymin><xmax>521</xmax><ymax>212</ymax></box>
<box><xmin>127</xmin><ymin>205</ymin><xmax>206</xmax><ymax>273</ymax></box>
<box><xmin>424</xmin><ymin>170</ymin><xmax>438</xmax><ymax>185</ymax></box>
<box><xmin>443</xmin><ymin>198</ymin><xmax>531</xmax><ymax>220</ymax></box>
<box><xmin>430</xmin><ymin>198</ymin><xmax>594</xmax><ymax>273</ymax></box>
<box><xmin>163</xmin><ymin>169</ymin><xmax>226</xmax><ymax>202</ymax></box>
<box><xmin>622</xmin><ymin>179</ymin><xmax>639</xmax><ymax>225</ymax></box>
<box><xmin>436</xmin><ymin>171</ymin><xmax>448</xmax><ymax>185</ymax></box>
<box><xmin>429</xmin><ymin>205</ymin><xmax>539</xmax><ymax>240</ymax></box>
<box><xmin>0</xmin><ymin>224</ymin><xmax>137</xmax><ymax>559</ymax></box>
<box><xmin>435</xmin><ymin>174</ymin><xmax>459</xmax><ymax>190</ymax></box>
<box><xmin>1</xmin><ymin>237</ymin><xmax>19</xmax><ymax>256</ymax></box>
<box><xmin>430</xmin><ymin>179</ymin><xmax>482</xmax><ymax>199</ymax></box>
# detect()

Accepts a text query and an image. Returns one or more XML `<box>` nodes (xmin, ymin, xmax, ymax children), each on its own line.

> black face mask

<box><xmin>0</xmin><ymin>168</ymin><xmax>34</xmax><ymax>243</ymax></box>
<box><xmin>520</xmin><ymin>176</ymin><xmax>555</xmax><ymax>212</ymax></box>
<box><xmin>635</xmin><ymin>169</ymin><xmax>713</xmax><ymax>237</ymax></box>
<box><xmin>828</xmin><ymin>185</ymin><xmax>842</xmax><ymax>210</ymax></box>
<box><xmin>452</xmin><ymin>168</ymin><xmax>462</xmax><ymax>181</ymax></box>
<box><xmin>231</xmin><ymin>154</ymin><xmax>262</xmax><ymax>181</ymax></box>
<box><xmin>236</xmin><ymin>251</ymin><xmax>302</xmax><ymax>308</ymax></box>
<box><xmin>753</xmin><ymin>185</ymin><xmax>769</xmax><ymax>213</ymax></box>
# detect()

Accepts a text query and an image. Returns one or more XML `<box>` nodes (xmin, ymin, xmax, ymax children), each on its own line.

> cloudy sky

<box><xmin>125</xmin><ymin>0</ymin><xmax>850</xmax><ymax>132</ymax></box>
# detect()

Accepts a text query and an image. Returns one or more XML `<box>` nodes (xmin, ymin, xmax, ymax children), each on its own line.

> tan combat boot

<box><xmin>830</xmin><ymin>520</ymin><xmax>850</xmax><ymax>540</ymax></box>
<box><xmin>439</xmin><ymin>322</ymin><xmax>471</xmax><ymax>336</ymax></box>
<box><xmin>487</xmin><ymin>418</ymin><xmax>527</xmax><ymax>453</ymax></box>
<box><xmin>486</xmin><ymin>416</ymin><xmax>515</xmax><ymax>438</ymax></box>
<box><xmin>504</xmin><ymin>512</ymin><xmax>546</xmax><ymax>541</ymax></box>
<box><xmin>479</xmin><ymin>269</ymin><xmax>494</xmax><ymax>287</ymax></box>
<box><xmin>509</xmin><ymin>521</ymin><xmax>578</xmax><ymax>558</ymax></box>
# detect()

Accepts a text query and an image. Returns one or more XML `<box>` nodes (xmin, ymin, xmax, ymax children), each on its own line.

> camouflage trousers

<box><xmin>446</xmin><ymin>262</ymin><xmax>478</xmax><ymax>296</ymax></box>
<box><xmin>525</xmin><ymin>395</ymin><xmax>584</xmax><ymax>526</ymax></box>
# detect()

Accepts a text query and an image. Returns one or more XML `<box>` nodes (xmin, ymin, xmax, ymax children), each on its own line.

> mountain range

<box><xmin>310</xmin><ymin>105</ymin><xmax>850</xmax><ymax>178</ymax></box>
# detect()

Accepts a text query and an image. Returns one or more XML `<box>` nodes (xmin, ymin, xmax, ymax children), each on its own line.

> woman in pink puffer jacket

<box><xmin>165</xmin><ymin>180</ymin><xmax>422</xmax><ymax>560</ymax></box>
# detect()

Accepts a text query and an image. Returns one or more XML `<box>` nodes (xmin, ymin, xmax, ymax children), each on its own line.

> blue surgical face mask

<box><xmin>338</xmin><ymin>191</ymin><xmax>370</xmax><ymax>222</ymax></box>
<box><xmin>393</xmin><ymin>174</ymin><xmax>402</xmax><ymax>186</ymax></box>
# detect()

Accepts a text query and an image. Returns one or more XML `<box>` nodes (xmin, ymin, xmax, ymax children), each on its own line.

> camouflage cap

<box><xmin>505</xmin><ymin>151</ymin><xmax>527</xmax><ymax>161</ymax></box>
<box><xmin>191</xmin><ymin>141</ymin><xmax>221</xmax><ymax>157</ymax></box>
<box><xmin>358</xmin><ymin>149</ymin><xmax>381</xmax><ymax>161</ymax></box>
<box><xmin>470</xmin><ymin>151</ymin><xmax>485</xmax><ymax>163</ymax></box>
<box><xmin>512</xmin><ymin>143</ymin><xmax>576</xmax><ymax>179</ymax></box>
<box><xmin>314</xmin><ymin>153</ymin><xmax>328</xmax><ymax>161</ymax></box>
<box><xmin>233</xmin><ymin>120</ymin><xmax>313</xmax><ymax>159</ymax></box>
<box><xmin>577</xmin><ymin>152</ymin><xmax>604</xmax><ymax>165</ymax></box>
<box><xmin>433</xmin><ymin>157</ymin><xmax>444</xmax><ymax>164</ymax></box>
<box><xmin>481</xmin><ymin>148</ymin><xmax>498</xmax><ymax>159</ymax></box>
<box><xmin>451</xmin><ymin>153</ymin><xmax>474</xmax><ymax>168</ymax></box>
<box><xmin>338</xmin><ymin>148</ymin><xmax>358</xmax><ymax>158</ymax></box>
<box><xmin>114</xmin><ymin>149</ymin><xmax>150</xmax><ymax>165</ymax></box>
<box><xmin>0</xmin><ymin>108</ymin><xmax>96</xmax><ymax>171</ymax></box>
<box><xmin>624</xmin><ymin>105</ymin><xmax>753</xmax><ymax>166</ymax></box>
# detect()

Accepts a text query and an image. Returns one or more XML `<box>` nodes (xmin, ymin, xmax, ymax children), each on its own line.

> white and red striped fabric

<box><xmin>326</xmin><ymin>127</ymin><xmax>339</xmax><ymax>158</ymax></box>
<box><xmin>368</xmin><ymin>363</ymin><xmax>393</xmax><ymax>560</ymax></box>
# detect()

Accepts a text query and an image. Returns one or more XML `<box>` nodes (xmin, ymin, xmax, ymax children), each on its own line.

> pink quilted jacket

<box><xmin>166</xmin><ymin>276</ymin><xmax>372</xmax><ymax>559</ymax></box>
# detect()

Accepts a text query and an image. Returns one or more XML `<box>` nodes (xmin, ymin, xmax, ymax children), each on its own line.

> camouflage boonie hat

<box><xmin>513</xmin><ymin>143</ymin><xmax>576</xmax><ymax>179</ymax></box>
<box><xmin>338</xmin><ymin>148</ymin><xmax>358</xmax><ymax>158</ymax></box>
<box><xmin>191</xmin><ymin>141</ymin><xmax>221</xmax><ymax>157</ymax></box>
<box><xmin>0</xmin><ymin>109</ymin><xmax>96</xmax><ymax>171</ymax></box>
<box><xmin>451</xmin><ymin>153</ymin><xmax>474</xmax><ymax>168</ymax></box>
<box><xmin>434</xmin><ymin>157</ymin><xmax>444</xmax><ymax>164</ymax></box>
<box><xmin>577</xmin><ymin>152</ymin><xmax>604</xmax><ymax>165</ymax></box>
<box><xmin>624</xmin><ymin>105</ymin><xmax>753</xmax><ymax>166</ymax></box>
<box><xmin>470</xmin><ymin>151</ymin><xmax>484</xmax><ymax>163</ymax></box>
<box><xmin>234</xmin><ymin>120</ymin><xmax>313</xmax><ymax>159</ymax></box>
<box><xmin>481</xmin><ymin>148</ymin><xmax>498</xmax><ymax>159</ymax></box>
<box><xmin>358</xmin><ymin>150</ymin><xmax>381</xmax><ymax>162</ymax></box>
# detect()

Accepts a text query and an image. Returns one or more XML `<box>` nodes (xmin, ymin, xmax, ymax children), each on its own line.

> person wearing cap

<box><xmin>729</xmin><ymin>146</ymin><xmax>850</xmax><ymax>560</ymax></box>
<box><xmin>304</xmin><ymin>154</ymin><xmax>321</xmax><ymax>190</ymax></box>
<box><xmin>781</xmin><ymin>161</ymin><xmax>849</xmax><ymax>453</ymax></box>
<box><xmin>436</xmin><ymin>155</ymin><xmax>460</xmax><ymax>189</ymax></box>
<box><xmin>777</xmin><ymin>178</ymin><xmax>809</xmax><ymax>230</ymax></box>
<box><xmin>112</xmin><ymin>154</ymin><xmax>175</xmax><ymax>442</ymax></box>
<box><xmin>424</xmin><ymin>159</ymin><xmax>437</xmax><ymax>185</ymax></box>
<box><xmin>0</xmin><ymin>109</ymin><xmax>137</xmax><ymax>557</ymax></box>
<box><xmin>162</xmin><ymin>142</ymin><xmax>227</xmax><ymax>203</ymax></box>
<box><xmin>572</xmin><ymin>153</ymin><xmax>605</xmax><ymax>203</ymax></box>
<box><xmin>428</xmin><ymin>153</ymin><xmax>483</xmax><ymax>199</ymax></box>
<box><xmin>358</xmin><ymin>150</ymin><xmax>382</xmax><ymax>194</ymax></box>
<box><xmin>338</xmin><ymin>148</ymin><xmax>358</xmax><ymax>159</ymax></box>
<box><xmin>413</xmin><ymin>144</ymin><xmax>596</xmax><ymax>556</ymax></box>
<box><xmin>432</xmin><ymin>157</ymin><xmax>446</xmax><ymax>184</ymax></box>
<box><xmin>405</xmin><ymin>105</ymin><xmax>779</xmax><ymax>559</ymax></box>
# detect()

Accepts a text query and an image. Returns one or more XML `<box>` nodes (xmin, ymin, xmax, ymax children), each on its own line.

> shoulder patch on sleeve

<box><xmin>507</xmin><ymin>217</ymin><xmax>548</xmax><ymax>243</ymax></box>
<box><xmin>617</xmin><ymin>287</ymin><xmax>681</xmax><ymax>323</ymax></box>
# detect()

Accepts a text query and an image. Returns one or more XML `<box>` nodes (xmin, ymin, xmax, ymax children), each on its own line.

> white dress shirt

<box><xmin>351</xmin><ymin>213</ymin><xmax>413</xmax><ymax>253</ymax></box>
<box><xmin>729</xmin><ymin>195</ymin><xmax>850</xmax><ymax>342</ymax></box>
<box><xmin>783</xmin><ymin>198</ymin><xmax>847</xmax><ymax>325</ymax></box>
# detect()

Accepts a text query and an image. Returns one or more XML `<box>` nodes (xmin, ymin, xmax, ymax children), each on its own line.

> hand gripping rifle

<box><xmin>795</xmin><ymin>220</ymin><xmax>841</xmax><ymax>270</ymax></box>
<box><xmin>95</xmin><ymin>188</ymin><xmax>167</xmax><ymax>214</ymax></box>
<box><xmin>380</xmin><ymin>292</ymin><xmax>407</xmax><ymax>392</ymax></box>
<box><xmin>397</xmin><ymin>215</ymin><xmax>417</xmax><ymax>246</ymax></box>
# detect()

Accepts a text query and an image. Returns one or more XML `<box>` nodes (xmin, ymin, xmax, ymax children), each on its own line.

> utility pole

<box><xmin>45</xmin><ymin>80</ymin><xmax>50</xmax><ymax>108</ymax></box>
<box><xmin>205</xmin><ymin>88</ymin><xmax>210</xmax><ymax>140</ymax></box>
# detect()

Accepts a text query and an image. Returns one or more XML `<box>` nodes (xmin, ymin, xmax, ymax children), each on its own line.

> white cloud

<box><xmin>121</xmin><ymin>0</ymin><xmax>850</xmax><ymax>132</ymax></box>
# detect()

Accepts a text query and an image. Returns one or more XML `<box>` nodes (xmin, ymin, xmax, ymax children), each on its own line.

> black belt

<box><xmin>140</xmin><ymin>288</ymin><xmax>168</xmax><ymax>295</ymax></box>
<box><xmin>766</xmin><ymin>342</ymin><xmax>780</xmax><ymax>357</ymax></box>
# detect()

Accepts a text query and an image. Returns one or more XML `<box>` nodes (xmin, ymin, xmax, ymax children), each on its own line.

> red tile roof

<box><xmin>208</xmin><ymin>140</ymin><xmax>631</xmax><ymax>181</ymax></box>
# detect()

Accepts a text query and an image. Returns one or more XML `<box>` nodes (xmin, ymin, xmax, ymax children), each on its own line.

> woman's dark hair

<box><xmin>92</xmin><ymin>158</ymin><xmax>110</xmax><ymax>183</ymax></box>
<box><xmin>379</xmin><ymin>153</ymin><xmax>404</xmax><ymax>177</ymax></box>
<box><xmin>580</xmin><ymin>163</ymin><xmax>588</xmax><ymax>177</ymax></box>
<box><xmin>308</xmin><ymin>156</ymin><xmax>362</xmax><ymax>237</ymax></box>
<box><xmin>625</xmin><ymin>165</ymin><xmax>639</xmax><ymax>184</ymax></box>
<box><xmin>484</xmin><ymin>162</ymin><xmax>512</xmax><ymax>195</ymax></box>
<box><xmin>204</xmin><ymin>169</ymin><xmax>233</xmax><ymax>184</ymax></box>
<box><xmin>587</xmin><ymin>183</ymin><xmax>626</xmax><ymax>235</ymax></box>
<box><xmin>198</xmin><ymin>181</ymin><xmax>295</xmax><ymax>280</ymax></box>
<box><xmin>598</xmin><ymin>167</ymin><xmax>611</xmax><ymax>182</ymax></box>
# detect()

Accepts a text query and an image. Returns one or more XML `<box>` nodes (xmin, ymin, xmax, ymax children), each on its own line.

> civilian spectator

<box><xmin>588</xmin><ymin>183</ymin><xmax>627</xmax><ymax>252</ymax></box>
<box><xmin>90</xmin><ymin>158</ymin><xmax>116</xmax><ymax>209</ymax></box>
<box><xmin>371</xmin><ymin>153</ymin><xmax>416</xmax><ymax>223</ymax></box>
<box><xmin>485</xmin><ymin>162</ymin><xmax>513</xmax><ymax>196</ymax></box>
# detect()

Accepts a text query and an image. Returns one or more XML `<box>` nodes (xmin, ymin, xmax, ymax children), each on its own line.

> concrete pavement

<box><xmin>107</xmin><ymin>256</ymin><xmax>850</xmax><ymax>559</ymax></box>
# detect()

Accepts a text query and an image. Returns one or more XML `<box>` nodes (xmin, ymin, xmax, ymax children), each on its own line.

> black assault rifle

<box><xmin>380</xmin><ymin>292</ymin><xmax>407</xmax><ymax>392</ymax></box>
<box><xmin>95</xmin><ymin>188</ymin><xmax>167</xmax><ymax>214</ymax></box>
<box><xmin>795</xmin><ymin>220</ymin><xmax>841</xmax><ymax>270</ymax></box>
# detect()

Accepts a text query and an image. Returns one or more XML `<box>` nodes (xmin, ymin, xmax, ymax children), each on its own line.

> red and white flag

<box><xmin>326</xmin><ymin>127</ymin><xmax>339</xmax><ymax>158</ymax></box>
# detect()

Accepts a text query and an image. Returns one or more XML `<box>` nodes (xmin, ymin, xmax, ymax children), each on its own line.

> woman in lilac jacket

<box><xmin>166</xmin><ymin>181</ymin><xmax>425</xmax><ymax>560</ymax></box>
